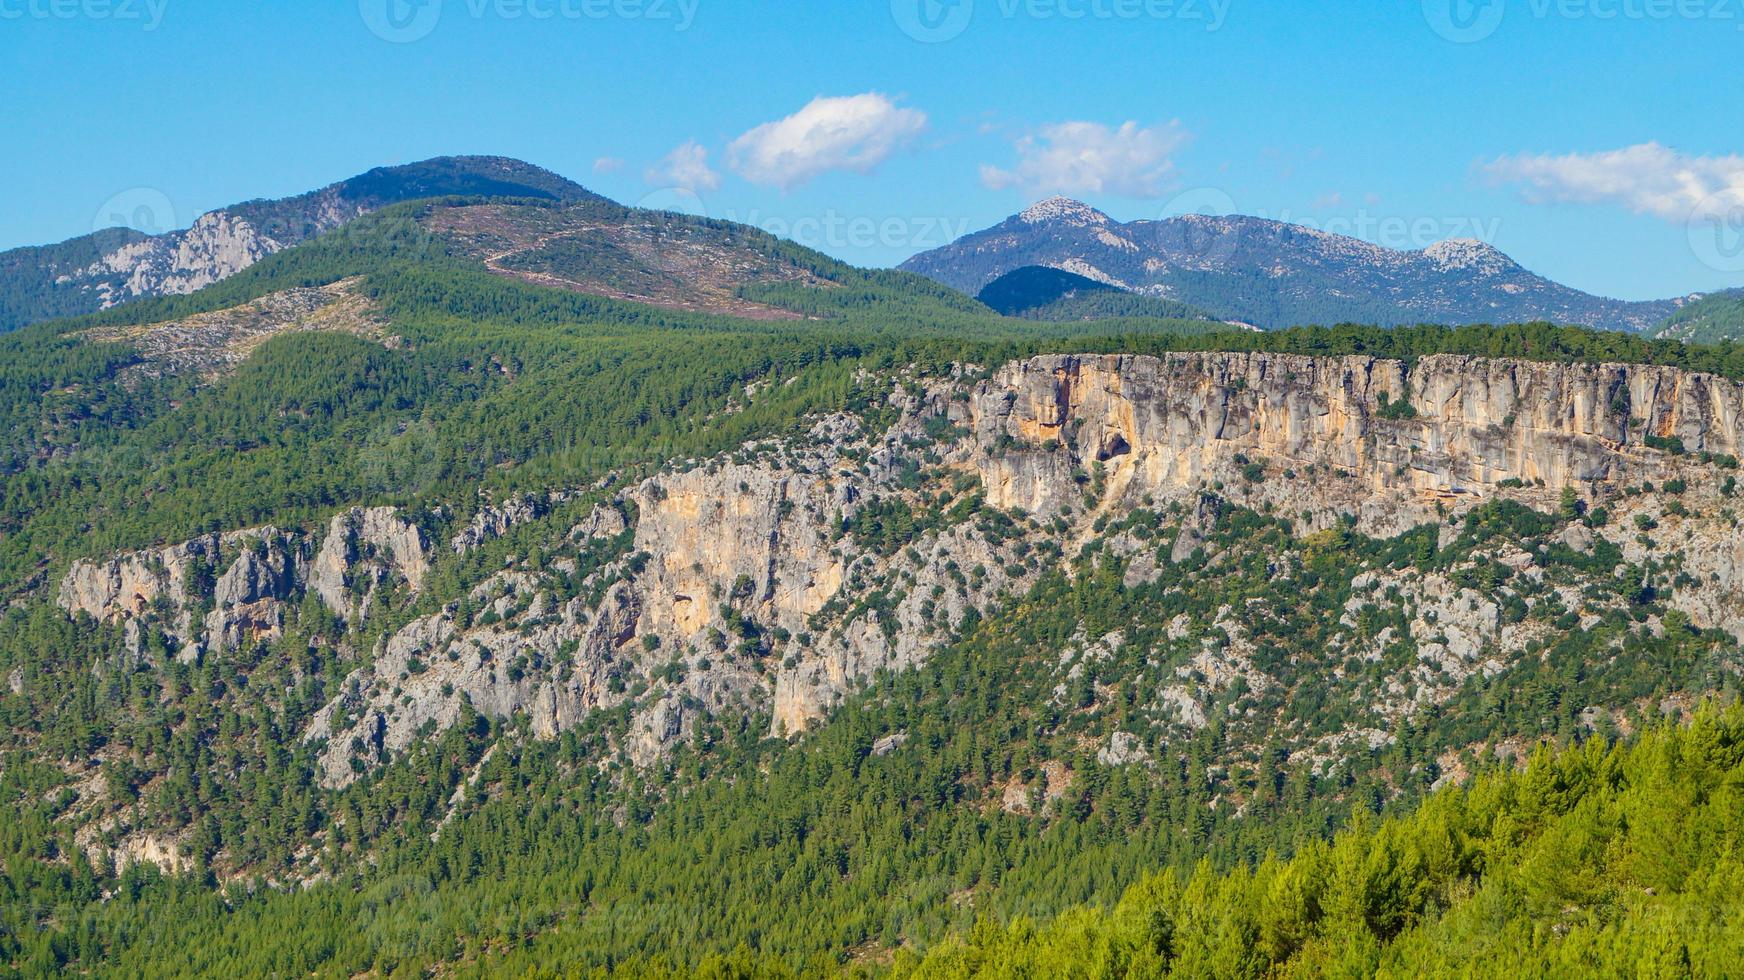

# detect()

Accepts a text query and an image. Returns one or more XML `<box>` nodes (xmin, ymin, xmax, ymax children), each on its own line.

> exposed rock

<box><xmin>569</xmin><ymin>502</ymin><xmax>628</xmax><ymax>543</ymax></box>
<box><xmin>58</xmin><ymin>526</ymin><xmax>298</xmax><ymax>658</ymax></box>
<box><xmin>60</xmin><ymin>350</ymin><xmax>1744</xmax><ymax>784</ymax></box>
<box><xmin>309</xmin><ymin>507</ymin><xmax>430</xmax><ymax>621</ymax></box>
<box><xmin>966</xmin><ymin>352</ymin><xmax>1744</xmax><ymax>536</ymax></box>
<box><xmin>452</xmin><ymin>494</ymin><xmax>546</xmax><ymax>554</ymax></box>
<box><xmin>82</xmin><ymin>279</ymin><xmax>386</xmax><ymax>383</ymax></box>
<box><xmin>871</xmin><ymin>732</ymin><xmax>908</xmax><ymax>756</ymax></box>
<box><xmin>1098</xmin><ymin>731</ymin><xmax>1151</xmax><ymax>766</ymax></box>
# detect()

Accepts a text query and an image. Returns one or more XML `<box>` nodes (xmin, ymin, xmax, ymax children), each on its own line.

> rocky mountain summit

<box><xmin>901</xmin><ymin>200</ymin><xmax>1683</xmax><ymax>331</ymax></box>
<box><xmin>57</xmin><ymin>349</ymin><xmax>1744</xmax><ymax>809</ymax></box>
<box><xmin>0</xmin><ymin>156</ymin><xmax>597</xmax><ymax>332</ymax></box>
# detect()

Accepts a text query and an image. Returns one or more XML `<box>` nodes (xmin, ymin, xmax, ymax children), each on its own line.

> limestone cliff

<box><xmin>59</xmin><ymin>506</ymin><xmax>431</xmax><ymax>663</ymax></box>
<box><xmin>58</xmin><ymin>351</ymin><xmax>1744</xmax><ymax>785</ymax></box>
<box><xmin>966</xmin><ymin>352</ymin><xmax>1744</xmax><ymax>530</ymax></box>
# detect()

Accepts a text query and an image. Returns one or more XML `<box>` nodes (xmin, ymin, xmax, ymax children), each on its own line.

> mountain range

<box><xmin>974</xmin><ymin>264</ymin><xmax>1215</xmax><ymax>322</ymax></box>
<box><xmin>900</xmin><ymin>196</ymin><xmax>1695</xmax><ymax>332</ymax></box>
<box><xmin>0</xmin><ymin>156</ymin><xmax>599</xmax><ymax>332</ymax></box>
<box><xmin>8</xmin><ymin>162</ymin><xmax>1740</xmax><ymax>338</ymax></box>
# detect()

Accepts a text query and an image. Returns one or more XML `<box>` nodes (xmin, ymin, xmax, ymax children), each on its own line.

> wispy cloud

<box><xmin>645</xmin><ymin>140</ymin><xmax>720</xmax><ymax>193</ymax></box>
<box><xmin>727</xmin><ymin>93</ymin><xmax>929</xmax><ymax>190</ymax></box>
<box><xmin>592</xmin><ymin>156</ymin><xmax>626</xmax><ymax>175</ymax></box>
<box><xmin>1483</xmin><ymin>142</ymin><xmax>1744</xmax><ymax>221</ymax></box>
<box><xmin>980</xmin><ymin>120</ymin><xmax>1190</xmax><ymax>199</ymax></box>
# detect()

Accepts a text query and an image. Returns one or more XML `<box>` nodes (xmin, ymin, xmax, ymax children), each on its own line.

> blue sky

<box><xmin>3</xmin><ymin>0</ymin><xmax>1742</xmax><ymax>299</ymax></box>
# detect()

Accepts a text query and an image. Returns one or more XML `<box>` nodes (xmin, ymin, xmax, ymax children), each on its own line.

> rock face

<box><xmin>308</xmin><ymin>507</ymin><xmax>431</xmax><ymax>622</ymax></box>
<box><xmin>302</xmin><ymin>574</ymin><xmax>644</xmax><ymax>787</ymax></box>
<box><xmin>966</xmin><ymin>352</ymin><xmax>1744</xmax><ymax>532</ymax></box>
<box><xmin>58</xmin><ymin>527</ymin><xmax>301</xmax><ymax>661</ymax></box>
<box><xmin>58</xmin><ymin>506</ymin><xmax>431</xmax><ymax>662</ymax></box>
<box><xmin>451</xmin><ymin>495</ymin><xmax>547</xmax><ymax>554</ymax></box>
<box><xmin>59</xmin><ymin>350</ymin><xmax>1744</xmax><ymax>784</ymax></box>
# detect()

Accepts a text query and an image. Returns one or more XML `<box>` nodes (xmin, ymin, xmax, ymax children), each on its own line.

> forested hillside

<box><xmin>1652</xmin><ymin>288</ymin><xmax>1744</xmax><ymax>344</ymax></box>
<box><xmin>974</xmin><ymin>266</ymin><xmax>1213</xmax><ymax>322</ymax></box>
<box><xmin>5</xmin><ymin>179</ymin><xmax>1744</xmax><ymax>978</ymax></box>
<box><xmin>898</xmin><ymin>706</ymin><xmax>1744</xmax><ymax>978</ymax></box>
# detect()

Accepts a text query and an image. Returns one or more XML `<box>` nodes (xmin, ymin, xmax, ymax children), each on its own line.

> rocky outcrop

<box><xmin>75</xmin><ymin>211</ymin><xmax>294</xmax><ymax>313</ymax></box>
<box><xmin>309</xmin><ymin>507</ymin><xmax>430</xmax><ymax>621</ymax></box>
<box><xmin>451</xmin><ymin>495</ymin><xmax>546</xmax><ymax>554</ymax></box>
<box><xmin>62</xmin><ymin>350</ymin><xmax>1744</xmax><ymax>784</ymax></box>
<box><xmin>58</xmin><ymin>527</ymin><xmax>297</xmax><ymax>661</ymax></box>
<box><xmin>58</xmin><ymin>506</ymin><xmax>431</xmax><ymax>661</ymax></box>
<box><xmin>967</xmin><ymin>352</ymin><xmax>1744</xmax><ymax>533</ymax></box>
<box><xmin>80</xmin><ymin>279</ymin><xmax>387</xmax><ymax>383</ymax></box>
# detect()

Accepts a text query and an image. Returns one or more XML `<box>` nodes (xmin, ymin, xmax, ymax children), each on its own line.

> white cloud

<box><xmin>727</xmin><ymin>93</ymin><xmax>928</xmax><ymax>190</ymax></box>
<box><xmin>592</xmin><ymin>156</ymin><xmax>626</xmax><ymax>174</ymax></box>
<box><xmin>1483</xmin><ymin>142</ymin><xmax>1744</xmax><ymax>222</ymax></box>
<box><xmin>644</xmin><ymin>141</ymin><xmax>721</xmax><ymax>193</ymax></box>
<box><xmin>980</xmin><ymin>120</ymin><xmax>1190</xmax><ymax>199</ymax></box>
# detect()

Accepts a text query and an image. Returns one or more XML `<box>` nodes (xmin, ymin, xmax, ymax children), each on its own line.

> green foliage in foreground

<box><xmin>1652</xmin><ymin>287</ymin><xmax>1744</xmax><ymax>345</ymax></box>
<box><xmin>897</xmin><ymin>706</ymin><xmax>1744</xmax><ymax>978</ymax></box>
<box><xmin>2</xmin><ymin>488</ymin><xmax>1735</xmax><ymax>978</ymax></box>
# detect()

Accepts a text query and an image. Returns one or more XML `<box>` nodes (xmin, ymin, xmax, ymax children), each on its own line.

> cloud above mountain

<box><xmin>981</xmin><ymin>120</ymin><xmax>1190</xmax><ymax>199</ymax></box>
<box><xmin>645</xmin><ymin>140</ymin><xmax>721</xmax><ymax>193</ymax></box>
<box><xmin>727</xmin><ymin>93</ymin><xmax>928</xmax><ymax>190</ymax></box>
<box><xmin>1483</xmin><ymin>142</ymin><xmax>1744</xmax><ymax>222</ymax></box>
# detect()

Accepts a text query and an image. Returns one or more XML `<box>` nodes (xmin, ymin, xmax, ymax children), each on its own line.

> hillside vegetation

<box><xmin>1653</xmin><ymin>288</ymin><xmax>1744</xmax><ymax>344</ymax></box>
<box><xmin>897</xmin><ymin>705</ymin><xmax>1744</xmax><ymax>978</ymax></box>
<box><xmin>5</xmin><ymin>187</ymin><xmax>1744</xmax><ymax>977</ymax></box>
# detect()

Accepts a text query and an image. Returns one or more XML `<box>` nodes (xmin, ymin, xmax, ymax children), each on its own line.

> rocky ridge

<box><xmin>58</xmin><ymin>351</ymin><xmax>1744</xmax><ymax>790</ymax></box>
<box><xmin>900</xmin><ymin>202</ymin><xmax>1683</xmax><ymax>330</ymax></box>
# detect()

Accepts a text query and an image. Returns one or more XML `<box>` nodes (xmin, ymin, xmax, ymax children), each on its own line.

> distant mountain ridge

<box><xmin>975</xmin><ymin>264</ymin><xmax>1212</xmax><ymax>322</ymax></box>
<box><xmin>0</xmin><ymin>156</ymin><xmax>600</xmax><ymax>332</ymax></box>
<box><xmin>1651</xmin><ymin>287</ymin><xmax>1744</xmax><ymax>343</ymax></box>
<box><xmin>900</xmin><ymin>197</ymin><xmax>1685</xmax><ymax>331</ymax></box>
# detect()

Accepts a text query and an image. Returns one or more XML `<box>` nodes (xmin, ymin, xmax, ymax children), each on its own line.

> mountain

<box><xmin>976</xmin><ymin>264</ymin><xmax>1214</xmax><ymax>321</ymax></box>
<box><xmin>1651</xmin><ymin>286</ymin><xmax>1744</xmax><ymax>343</ymax></box>
<box><xmin>6</xmin><ymin>159</ymin><xmax>1744</xmax><ymax>975</ymax></box>
<box><xmin>900</xmin><ymin>197</ymin><xmax>1682</xmax><ymax>331</ymax></box>
<box><xmin>0</xmin><ymin>155</ymin><xmax>600</xmax><ymax>332</ymax></box>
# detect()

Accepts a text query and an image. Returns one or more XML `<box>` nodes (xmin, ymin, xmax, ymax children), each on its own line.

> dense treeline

<box><xmin>2</xmin><ymin>488</ymin><xmax>1732</xmax><ymax>975</ymax></box>
<box><xmin>1653</xmin><ymin>287</ymin><xmax>1744</xmax><ymax>344</ymax></box>
<box><xmin>897</xmin><ymin>705</ymin><xmax>1744</xmax><ymax>978</ymax></box>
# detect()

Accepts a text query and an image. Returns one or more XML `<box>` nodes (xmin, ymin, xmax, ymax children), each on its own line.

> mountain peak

<box><xmin>899</xmin><ymin>206</ymin><xmax>1676</xmax><ymax>331</ymax></box>
<box><xmin>1018</xmin><ymin>197</ymin><xmax>1111</xmax><ymax>227</ymax></box>
<box><xmin>1422</xmin><ymin>238</ymin><xmax>1514</xmax><ymax>274</ymax></box>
